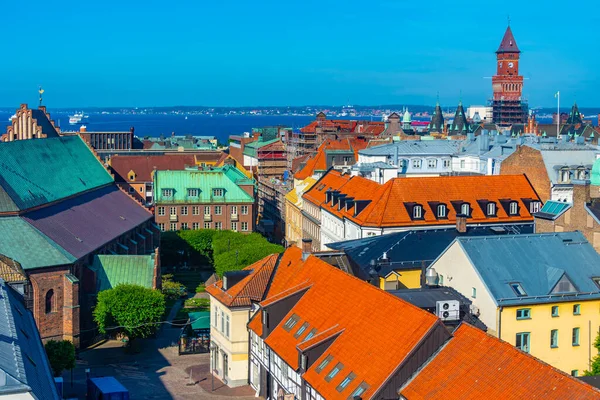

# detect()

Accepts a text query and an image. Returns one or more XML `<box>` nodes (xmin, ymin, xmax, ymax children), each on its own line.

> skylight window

<box><xmin>315</xmin><ymin>355</ymin><xmax>333</xmax><ymax>373</ymax></box>
<box><xmin>294</xmin><ymin>322</ymin><xmax>309</xmax><ymax>338</ymax></box>
<box><xmin>510</xmin><ymin>283</ymin><xmax>527</xmax><ymax>297</ymax></box>
<box><xmin>351</xmin><ymin>382</ymin><xmax>370</xmax><ymax>398</ymax></box>
<box><xmin>283</xmin><ymin>314</ymin><xmax>300</xmax><ymax>332</ymax></box>
<box><xmin>325</xmin><ymin>363</ymin><xmax>344</xmax><ymax>382</ymax></box>
<box><xmin>336</xmin><ymin>372</ymin><xmax>356</xmax><ymax>392</ymax></box>
<box><xmin>304</xmin><ymin>328</ymin><xmax>317</xmax><ymax>341</ymax></box>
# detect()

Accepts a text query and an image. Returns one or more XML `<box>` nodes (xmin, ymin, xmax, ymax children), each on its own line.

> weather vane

<box><xmin>38</xmin><ymin>86</ymin><xmax>44</xmax><ymax>107</ymax></box>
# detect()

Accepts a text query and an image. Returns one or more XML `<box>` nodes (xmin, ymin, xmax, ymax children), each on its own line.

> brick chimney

<box><xmin>302</xmin><ymin>238</ymin><xmax>313</xmax><ymax>260</ymax></box>
<box><xmin>456</xmin><ymin>215</ymin><xmax>467</xmax><ymax>233</ymax></box>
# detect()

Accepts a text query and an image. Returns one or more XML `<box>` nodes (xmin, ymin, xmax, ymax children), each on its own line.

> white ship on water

<box><xmin>69</xmin><ymin>112</ymin><xmax>89</xmax><ymax>124</ymax></box>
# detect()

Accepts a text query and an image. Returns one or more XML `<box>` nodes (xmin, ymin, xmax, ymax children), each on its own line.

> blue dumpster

<box><xmin>87</xmin><ymin>377</ymin><xmax>129</xmax><ymax>400</ymax></box>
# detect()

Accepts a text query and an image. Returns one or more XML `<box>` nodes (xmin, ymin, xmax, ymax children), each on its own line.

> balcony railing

<box><xmin>204</xmin><ymin>214</ymin><xmax>211</xmax><ymax>221</ymax></box>
<box><xmin>169</xmin><ymin>214</ymin><xmax>178</xmax><ymax>222</ymax></box>
<box><xmin>231</xmin><ymin>214</ymin><xmax>238</xmax><ymax>221</ymax></box>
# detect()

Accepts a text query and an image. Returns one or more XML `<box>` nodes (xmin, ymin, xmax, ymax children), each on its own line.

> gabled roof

<box><xmin>451</xmin><ymin>232</ymin><xmax>600</xmax><ymax>306</ymax></box>
<box><xmin>294</xmin><ymin>138</ymin><xmax>369</xmax><ymax>180</ymax></box>
<box><xmin>400</xmin><ymin>324</ymin><xmax>599</xmax><ymax>399</ymax></box>
<box><xmin>154</xmin><ymin>165</ymin><xmax>254</xmax><ymax>204</ymax></box>
<box><xmin>448</xmin><ymin>103</ymin><xmax>470</xmax><ymax>134</ymax></box>
<box><xmin>566</xmin><ymin>102</ymin><xmax>584</xmax><ymax>125</ymax></box>
<box><xmin>110</xmin><ymin>154</ymin><xmax>197</xmax><ymax>182</ymax></box>
<box><xmin>31</xmin><ymin>109</ymin><xmax>59</xmax><ymax>137</ymax></box>
<box><xmin>89</xmin><ymin>254</ymin><xmax>156</xmax><ymax>292</ymax></box>
<box><xmin>0</xmin><ymin>279</ymin><xmax>60</xmax><ymax>399</ymax></box>
<box><xmin>302</xmin><ymin>170</ymin><xmax>351</xmax><ymax>207</ymax></box>
<box><xmin>496</xmin><ymin>25</ymin><xmax>520</xmax><ymax>53</ymax></box>
<box><xmin>429</xmin><ymin>102</ymin><xmax>445</xmax><ymax>133</ymax></box>
<box><xmin>0</xmin><ymin>136</ymin><xmax>113</xmax><ymax>212</ymax></box>
<box><xmin>247</xmin><ymin>247</ymin><xmax>440</xmax><ymax>400</ymax></box>
<box><xmin>327</xmin><ymin>225</ymin><xmax>534</xmax><ymax>276</ymax></box>
<box><xmin>206</xmin><ymin>254</ymin><xmax>278</xmax><ymax>308</ymax></box>
<box><xmin>23</xmin><ymin>185</ymin><xmax>153</xmax><ymax>260</ymax></box>
<box><xmin>317</xmin><ymin>171</ymin><xmax>540</xmax><ymax>228</ymax></box>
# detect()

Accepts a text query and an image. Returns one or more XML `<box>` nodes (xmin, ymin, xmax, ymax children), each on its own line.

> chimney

<box><xmin>456</xmin><ymin>215</ymin><xmax>467</xmax><ymax>233</ymax></box>
<box><xmin>79</xmin><ymin>125</ymin><xmax>87</xmax><ymax>133</ymax></box>
<box><xmin>302</xmin><ymin>238</ymin><xmax>312</xmax><ymax>260</ymax></box>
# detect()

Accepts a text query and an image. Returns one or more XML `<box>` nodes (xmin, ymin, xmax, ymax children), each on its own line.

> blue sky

<box><xmin>1</xmin><ymin>0</ymin><xmax>598</xmax><ymax>107</ymax></box>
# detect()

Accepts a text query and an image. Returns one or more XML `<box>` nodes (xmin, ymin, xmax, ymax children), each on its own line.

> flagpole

<box><xmin>556</xmin><ymin>91</ymin><xmax>560</xmax><ymax>137</ymax></box>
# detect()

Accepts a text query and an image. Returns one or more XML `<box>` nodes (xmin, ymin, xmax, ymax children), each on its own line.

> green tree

<box><xmin>585</xmin><ymin>332</ymin><xmax>600</xmax><ymax>375</ymax></box>
<box><xmin>44</xmin><ymin>340</ymin><xmax>76</xmax><ymax>377</ymax></box>
<box><xmin>94</xmin><ymin>284</ymin><xmax>165</xmax><ymax>341</ymax></box>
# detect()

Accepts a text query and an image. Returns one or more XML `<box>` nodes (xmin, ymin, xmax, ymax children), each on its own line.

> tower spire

<box><xmin>38</xmin><ymin>86</ymin><xmax>44</xmax><ymax>107</ymax></box>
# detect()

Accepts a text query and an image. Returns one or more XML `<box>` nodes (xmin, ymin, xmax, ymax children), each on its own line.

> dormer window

<box><xmin>213</xmin><ymin>188</ymin><xmax>224</xmax><ymax>197</ymax></box>
<box><xmin>509</xmin><ymin>201</ymin><xmax>518</xmax><ymax>215</ymax></box>
<box><xmin>437</xmin><ymin>204</ymin><xmax>446</xmax><ymax>218</ymax></box>
<box><xmin>187</xmin><ymin>188</ymin><xmax>200</xmax><ymax>197</ymax></box>
<box><xmin>577</xmin><ymin>168</ymin><xmax>586</xmax><ymax>180</ymax></box>
<box><xmin>560</xmin><ymin>168</ymin><xmax>570</xmax><ymax>183</ymax></box>
<box><xmin>461</xmin><ymin>203</ymin><xmax>470</xmax><ymax>216</ymax></box>
<box><xmin>487</xmin><ymin>202</ymin><xmax>496</xmax><ymax>217</ymax></box>
<box><xmin>530</xmin><ymin>201</ymin><xmax>541</xmax><ymax>213</ymax></box>
<box><xmin>162</xmin><ymin>189</ymin><xmax>174</xmax><ymax>198</ymax></box>
<box><xmin>413</xmin><ymin>205</ymin><xmax>423</xmax><ymax>219</ymax></box>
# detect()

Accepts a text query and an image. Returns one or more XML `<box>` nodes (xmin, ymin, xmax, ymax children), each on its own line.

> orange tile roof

<box><xmin>301</xmin><ymin>170</ymin><xmax>351</xmax><ymax>206</ymax></box>
<box><xmin>317</xmin><ymin>172</ymin><xmax>541</xmax><ymax>228</ymax></box>
<box><xmin>400</xmin><ymin>324</ymin><xmax>600</xmax><ymax>400</ymax></box>
<box><xmin>205</xmin><ymin>254</ymin><xmax>278</xmax><ymax>307</ymax></box>
<box><xmin>248</xmin><ymin>247</ymin><xmax>441</xmax><ymax>400</ymax></box>
<box><xmin>294</xmin><ymin>138</ymin><xmax>369</xmax><ymax>180</ymax></box>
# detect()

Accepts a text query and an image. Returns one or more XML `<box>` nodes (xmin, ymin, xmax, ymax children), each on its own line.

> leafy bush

<box><xmin>184</xmin><ymin>298</ymin><xmax>210</xmax><ymax>309</ymax></box>
<box><xmin>196</xmin><ymin>283</ymin><xmax>206</xmax><ymax>293</ymax></box>
<box><xmin>45</xmin><ymin>340</ymin><xmax>76</xmax><ymax>377</ymax></box>
<box><xmin>162</xmin><ymin>275</ymin><xmax>186</xmax><ymax>300</ymax></box>
<box><xmin>178</xmin><ymin>229</ymin><xmax>216</xmax><ymax>259</ymax></box>
<box><xmin>94</xmin><ymin>284</ymin><xmax>165</xmax><ymax>340</ymax></box>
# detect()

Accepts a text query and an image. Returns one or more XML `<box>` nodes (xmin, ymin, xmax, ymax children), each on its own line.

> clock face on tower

<box><xmin>508</xmin><ymin>62</ymin><xmax>514</xmax><ymax>68</ymax></box>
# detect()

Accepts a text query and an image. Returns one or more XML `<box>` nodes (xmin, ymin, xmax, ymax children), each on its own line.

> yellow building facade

<box><xmin>378</xmin><ymin>269</ymin><xmax>422</xmax><ymax>291</ymax></box>
<box><xmin>499</xmin><ymin>299</ymin><xmax>600</xmax><ymax>376</ymax></box>
<box><xmin>284</xmin><ymin>177</ymin><xmax>316</xmax><ymax>247</ymax></box>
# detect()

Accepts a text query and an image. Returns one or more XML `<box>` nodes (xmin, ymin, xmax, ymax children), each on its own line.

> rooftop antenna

<box><xmin>38</xmin><ymin>86</ymin><xmax>44</xmax><ymax>107</ymax></box>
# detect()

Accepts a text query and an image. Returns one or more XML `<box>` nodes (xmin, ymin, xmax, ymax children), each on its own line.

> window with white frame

<box><xmin>187</xmin><ymin>188</ymin><xmax>199</xmax><ymax>197</ymax></box>
<box><xmin>213</xmin><ymin>188</ymin><xmax>224</xmax><ymax>197</ymax></box>
<box><xmin>204</xmin><ymin>206</ymin><xmax>211</xmax><ymax>215</ymax></box>
<box><xmin>215</xmin><ymin>206</ymin><xmax>222</xmax><ymax>215</ymax></box>
<box><xmin>241</xmin><ymin>222</ymin><xmax>248</xmax><ymax>231</ymax></box>
<box><xmin>412</xmin><ymin>159</ymin><xmax>422</xmax><ymax>169</ymax></box>
<box><xmin>509</xmin><ymin>201</ymin><xmax>518</xmax><ymax>215</ymax></box>
<box><xmin>241</xmin><ymin>205</ymin><xmax>249</xmax><ymax>215</ymax></box>
<box><xmin>427</xmin><ymin>159</ymin><xmax>437</xmax><ymax>169</ymax></box>
<box><xmin>162</xmin><ymin>189</ymin><xmax>174</xmax><ymax>197</ymax></box>
<box><xmin>215</xmin><ymin>222</ymin><xmax>222</xmax><ymax>230</ymax></box>
<box><xmin>192</xmin><ymin>222</ymin><xmax>199</xmax><ymax>230</ymax></box>
<box><xmin>192</xmin><ymin>206</ymin><xmax>199</xmax><ymax>215</ymax></box>
<box><xmin>460</xmin><ymin>160</ymin><xmax>466</xmax><ymax>169</ymax></box>
<box><xmin>204</xmin><ymin>222</ymin><xmax>211</xmax><ymax>229</ymax></box>
<box><xmin>170</xmin><ymin>222</ymin><xmax>177</xmax><ymax>231</ymax></box>
<box><xmin>487</xmin><ymin>202</ymin><xmax>496</xmax><ymax>216</ymax></box>
<box><xmin>443</xmin><ymin>159</ymin><xmax>451</xmax><ymax>168</ymax></box>
<box><xmin>231</xmin><ymin>206</ymin><xmax>237</xmax><ymax>215</ymax></box>
<box><xmin>181</xmin><ymin>222</ymin><xmax>188</xmax><ymax>230</ymax></box>
<box><xmin>181</xmin><ymin>206</ymin><xmax>188</xmax><ymax>216</ymax></box>
<box><xmin>560</xmin><ymin>168</ymin><xmax>570</xmax><ymax>183</ymax></box>
<box><xmin>413</xmin><ymin>205</ymin><xmax>422</xmax><ymax>219</ymax></box>
<box><xmin>437</xmin><ymin>204</ymin><xmax>446</xmax><ymax>218</ymax></box>
<box><xmin>158</xmin><ymin>206</ymin><xmax>165</xmax><ymax>216</ymax></box>
<box><xmin>231</xmin><ymin>222</ymin><xmax>237</xmax><ymax>231</ymax></box>
<box><xmin>158</xmin><ymin>223</ymin><xmax>165</xmax><ymax>231</ymax></box>
<box><xmin>461</xmin><ymin>203</ymin><xmax>470</xmax><ymax>216</ymax></box>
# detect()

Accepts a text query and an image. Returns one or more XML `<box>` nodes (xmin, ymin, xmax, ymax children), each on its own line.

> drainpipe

<box><xmin>498</xmin><ymin>306</ymin><xmax>503</xmax><ymax>340</ymax></box>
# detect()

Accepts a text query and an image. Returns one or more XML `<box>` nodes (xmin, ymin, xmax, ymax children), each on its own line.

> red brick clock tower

<box><xmin>491</xmin><ymin>25</ymin><xmax>528</xmax><ymax>126</ymax></box>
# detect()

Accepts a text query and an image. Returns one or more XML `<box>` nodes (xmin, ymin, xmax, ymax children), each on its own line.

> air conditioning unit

<box><xmin>436</xmin><ymin>300</ymin><xmax>460</xmax><ymax>321</ymax></box>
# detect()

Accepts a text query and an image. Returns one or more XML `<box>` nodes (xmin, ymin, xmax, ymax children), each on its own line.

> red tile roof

<box><xmin>110</xmin><ymin>154</ymin><xmax>197</xmax><ymax>182</ymax></box>
<box><xmin>400</xmin><ymin>324</ymin><xmax>600</xmax><ymax>399</ymax></box>
<box><xmin>301</xmin><ymin>170</ymin><xmax>351</xmax><ymax>206</ymax></box>
<box><xmin>313</xmin><ymin>171</ymin><xmax>541</xmax><ymax>228</ymax></box>
<box><xmin>247</xmin><ymin>247</ymin><xmax>440</xmax><ymax>400</ymax></box>
<box><xmin>205</xmin><ymin>254</ymin><xmax>278</xmax><ymax>308</ymax></box>
<box><xmin>294</xmin><ymin>138</ymin><xmax>369</xmax><ymax>180</ymax></box>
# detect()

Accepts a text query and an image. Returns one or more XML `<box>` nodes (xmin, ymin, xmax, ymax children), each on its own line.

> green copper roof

<box><xmin>154</xmin><ymin>165</ymin><xmax>255</xmax><ymax>204</ymax></box>
<box><xmin>0</xmin><ymin>217</ymin><xmax>75</xmax><ymax>269</ymax></box>
<box><xmin>0</xmin><ymin>136</ymin><xmax>113</xmax><ymax>212</ymax></box>
<box><xmin>90</xmin><ymin>254</ymin><xmax>155</xmax><ymax>291</ymax></box>
<box><xmin>591</xmin><ymin>158</ymin><xmax>600</xmax><ymax>186</ymax></box>
<box><xmin>243</xmin><ymin>138</ymin><xmax>280</xmax><ymax>158</ymax></box>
